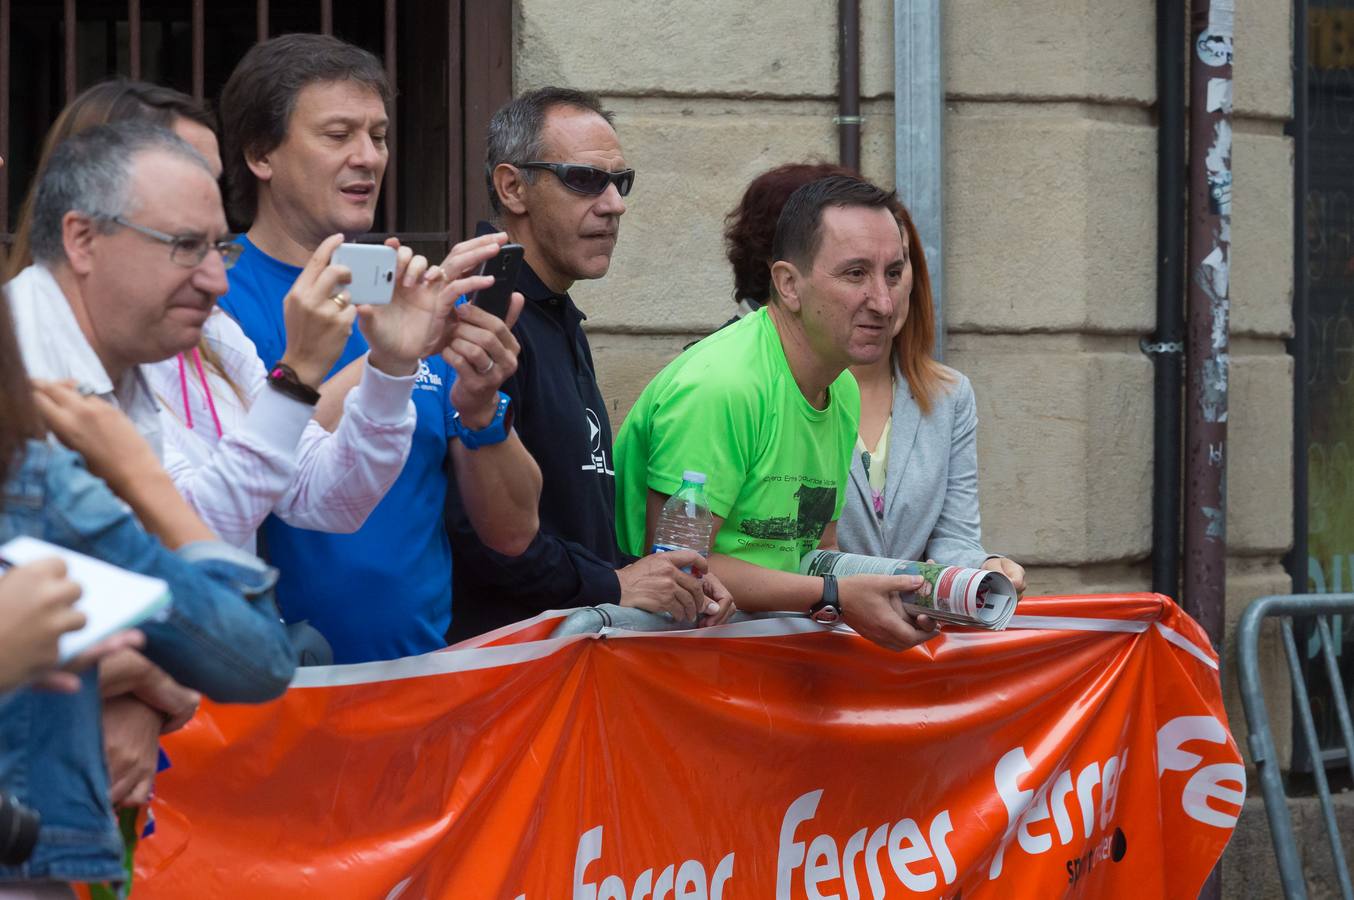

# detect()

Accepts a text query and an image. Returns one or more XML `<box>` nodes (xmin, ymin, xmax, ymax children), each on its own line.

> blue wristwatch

<box><xmin>451</xmin><ymin>393</ymin><xmax>513</xmax><ymax>449</ymax></box>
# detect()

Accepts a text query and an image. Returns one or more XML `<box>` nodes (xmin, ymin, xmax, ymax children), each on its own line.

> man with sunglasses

<box><xmin>445</xmin><ymin>87</ymin><xmax>733</xmax><ymax>641</ymax></box>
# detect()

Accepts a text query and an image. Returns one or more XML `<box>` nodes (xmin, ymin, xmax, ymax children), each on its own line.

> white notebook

<box><xmin>0</xmin><ymin>536</ymin><xmax>172</xmax><ymax>663</ymax></box>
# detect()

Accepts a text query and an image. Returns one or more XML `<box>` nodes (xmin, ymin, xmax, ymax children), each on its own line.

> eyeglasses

<box><xmin>517</xmin><ymin>162</ymin><xmax>634</xmax><ymax>197</ymax></box>
<box><xmin>111</xmin><ymin>215</ymin><xmax>243</xmax><ymax>270</ymax></box>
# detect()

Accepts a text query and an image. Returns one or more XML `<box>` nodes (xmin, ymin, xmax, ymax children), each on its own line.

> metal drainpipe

<box><xmin>1147</xmin><ymin>0</ymin><xmax>1186</xmax><ymax>600</ymax></box>
<box><xmin>894</xmin><ymin>0</ymin><xmax>945</xmax><ymax>360</ymax></box>
<box><xmin>1185</xmin><ymin>7</ymin><xmax>1233</xmax><ymax>897</ymax></box>
<box><xmin>1183</xmin><ymin>0</ymin><xmax>1232</xmax><ymax>651</ymax></box>
<box><xmin>838</xmin><ymin>0</ymin><xmax>861</xmax><ymax>172</ymax></box>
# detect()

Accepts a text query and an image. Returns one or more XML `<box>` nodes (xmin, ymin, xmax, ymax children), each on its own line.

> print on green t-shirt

<box><xmin>614</xmin><ymin>308</ymin><xmax>860</xmax><ymax>574</ymax></box>
<box><xmin>740</xmin><ymin>480</ymin><xmax>838</xmax><ymax>551</ymax></box>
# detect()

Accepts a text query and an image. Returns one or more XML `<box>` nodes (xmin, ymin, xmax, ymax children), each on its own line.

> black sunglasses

<box><xmin>518</xmin><ymin>162</ymin><xmax>634</xmax><ymax>197</ymax></box>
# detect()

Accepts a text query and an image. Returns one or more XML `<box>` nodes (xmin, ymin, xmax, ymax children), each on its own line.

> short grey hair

<box><xmin>483</xmin><ymin>86</ymin><xmax>615</xmax><ymax>215</ymax></box>
<box><xmin>30</xmin><ymin>120</ymin><xmax>211</xmax><ymax>264</ymax></box>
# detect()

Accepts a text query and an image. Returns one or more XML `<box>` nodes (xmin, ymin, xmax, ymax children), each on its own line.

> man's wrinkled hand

<box><xmin>102</xmin><ymin>695</ymin><xmax>164</xmax><ymax>806</ymax></box>
<box><xmin>616</xmin><ymin>550</ymin><xmax>709</xmax><ymax>624</ymax></box>
<box><xmin>444</xmin><ymin>297</ymin><xmax>524</xmax><ymax>430</ymax></box>
<box><xmin>697</xmin><ymin>571</ymin><xmax>736</xmax><ymax>627</ymax></box>
<box><xmin>279</xmin><ymin>233</ymin><xmax>357</xmax><ymax>387</ymax></box>
<box><xmin>33</xmin><ymin>629</ymin><xmax>145</xmax><ymax>694</ymax></box>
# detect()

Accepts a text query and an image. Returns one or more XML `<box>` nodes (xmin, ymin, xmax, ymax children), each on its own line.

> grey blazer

<box><xmin>836</xmin><ymin>361</ymin><xmax>991</xmax><ymax>568</ymax></box>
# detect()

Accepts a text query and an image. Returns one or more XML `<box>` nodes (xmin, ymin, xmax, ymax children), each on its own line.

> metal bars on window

<box><xmin>0</xmin><ymin>0</ymin><xmax>9</xmax><ymax>234</ymax></box>
<box><xmin>0</xmin><ymin>1</ymin><xmax>512</xmax><ymax>258</ymax></box>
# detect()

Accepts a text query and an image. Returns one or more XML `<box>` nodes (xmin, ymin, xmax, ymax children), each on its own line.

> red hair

<box><xmin>725</xmin><ymin>162</ymin><xmax>857</xmax><ymax>304</ymax></box>
<box><xmin>892</xmin><ymin>203</ymin><xmax>952</xmax><ymax>415</ymax></box>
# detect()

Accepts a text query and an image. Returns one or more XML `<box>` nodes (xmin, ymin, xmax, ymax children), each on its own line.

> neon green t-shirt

<box><xmin>614</xmin><ymin>308</ymin><xmax>861</xmax><ymax>573</ymax></box>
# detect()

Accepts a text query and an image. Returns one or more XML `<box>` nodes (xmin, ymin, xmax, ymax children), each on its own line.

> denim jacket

<box><xmin>0</xmin><ymin>440</ymin><xmax>297</xmax><ymax>883</ymax></box>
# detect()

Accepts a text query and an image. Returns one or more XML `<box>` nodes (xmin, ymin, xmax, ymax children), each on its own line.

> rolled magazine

<box><xmin>800</xmin><ymin>550</ymin><xmax>1018</xmax><ymax>630</ymax></box>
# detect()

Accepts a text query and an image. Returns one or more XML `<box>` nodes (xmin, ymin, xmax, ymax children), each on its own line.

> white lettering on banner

<box><xmin>1156</xmin><ymin>715</ymin><xmax>1246</xmax><ymax>827</ymax></box>
<box><xmin>571</xmin><ymin>825</ymin><xmax>735</xmax><ymax>900</ymax></box>
<box><xmin>989</xmin><ymin>748</ymin><xmax>1033</xmax><ymax>879</ymax></box>
<box><xmin>775</xmin><ymin>789</ymin><xmax>956</xmax><ymax>899</ymax></box>
<box><xmin>531</xmin><ymin>722</ymin><xmax>1235</xmax><ymax>897</ymax></box>
<box><xmin>989</xmin><ymin>744</ymin><xmax>1129</xmax><ymax>880</ymax></box>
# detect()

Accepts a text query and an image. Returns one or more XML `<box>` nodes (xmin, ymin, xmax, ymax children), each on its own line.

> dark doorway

<box><xmin>1293</xmin><ymin>0</ymin><xmax>1354</xmax><ymax>771</ymax></box>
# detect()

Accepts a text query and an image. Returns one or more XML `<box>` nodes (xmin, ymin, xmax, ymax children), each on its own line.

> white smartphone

<box><xmin>332</xmin><ymin>243</ymin><xmax>397</xmax><ymax>305</ymax></box>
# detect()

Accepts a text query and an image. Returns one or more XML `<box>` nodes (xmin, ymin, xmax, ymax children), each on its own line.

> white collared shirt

<box><xmin>6</xmin><ymin>263</ymin><xmax>165</xmax><ymax>460</ymax></box>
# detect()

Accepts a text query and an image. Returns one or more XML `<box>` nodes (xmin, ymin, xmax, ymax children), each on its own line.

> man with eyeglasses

<box><xmin>6</xmin><ymin>121</ymin><xmax>233</xmax><ymax>455</ymax></box>
<box><xmin>7</xmin><ymin>108</ymin><xmax>431</xmax><ymax>820</ymax></box>
<box><xmin>445</xmin><ymin>87</ymin><xmax>734</xmax><ymax>641</ymax></box>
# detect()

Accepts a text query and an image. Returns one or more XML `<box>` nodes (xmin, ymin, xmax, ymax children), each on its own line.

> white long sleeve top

<box><xmin>143</xmin><ymin>309</ymin><xmax>416</xmax><ymax>551</ymax></box>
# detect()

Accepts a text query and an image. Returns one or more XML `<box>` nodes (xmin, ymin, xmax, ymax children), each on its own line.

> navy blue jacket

<box><xmin>445</xmin><ymin>235</ymin><xmax>627</xmax><ymax>641</ymax></box>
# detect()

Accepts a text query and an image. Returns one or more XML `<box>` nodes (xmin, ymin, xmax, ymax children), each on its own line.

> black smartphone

<box><xmin>468</xmin><ymin>243</ymin><xmax>525</xmax><ymax>319</ymax></box>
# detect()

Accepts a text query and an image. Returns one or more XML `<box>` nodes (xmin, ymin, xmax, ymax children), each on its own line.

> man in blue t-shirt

<box><xmin>215</xmin><ymin>34</ymin><xmax>542</xmax><ymax>663</ymax></box>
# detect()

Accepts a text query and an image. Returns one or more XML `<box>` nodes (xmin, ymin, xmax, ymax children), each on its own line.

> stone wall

<box><xmin>514</xmin><ymin>0</ymin><xmax>1297</xmax><ymax>867</ymax></box>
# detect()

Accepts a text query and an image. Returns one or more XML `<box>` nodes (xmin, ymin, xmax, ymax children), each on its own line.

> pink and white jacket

<box><xmin>144</xmin><ymin>309</ymin><xmax>416</xmax><ymax>551</ymax></box>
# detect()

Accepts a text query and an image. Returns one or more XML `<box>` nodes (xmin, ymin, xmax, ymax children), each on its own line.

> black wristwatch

<box><xmin>266</xmin><ymin>363</ymin><xmax>321</xmax><ymax>406</ymax></box>
<box><xmin>808</xmin><ymin>574</ymin><xmax>841</xmax><ymax>624</ymax></box>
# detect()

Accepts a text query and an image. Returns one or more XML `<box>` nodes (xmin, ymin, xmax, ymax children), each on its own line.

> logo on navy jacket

<box><xmin>581</xmin><ymin>408</ymin><xmax>614</xmax><ymax>476</ymax></box>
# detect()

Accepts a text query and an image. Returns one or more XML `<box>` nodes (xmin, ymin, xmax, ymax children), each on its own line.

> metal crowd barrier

<box><xmin>1237</xmin><ymin>593</ymin><xmax>1354</xmax><ymax>900</ymax></box>
<box><xmin>551</xmin><ymin>604</ymin><xmax>695</xmax><ymax>636</ymax></box>
<box><xmin>550</xmin><ymin>605</ymin><xmax>794</xmax><ymax>637</ymax></box>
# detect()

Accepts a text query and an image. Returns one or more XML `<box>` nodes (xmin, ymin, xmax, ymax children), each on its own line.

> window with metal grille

<box><xmin>0</xmin><ymin>0</ymin><xmax>512</xmax><ymax>262</ymax></box>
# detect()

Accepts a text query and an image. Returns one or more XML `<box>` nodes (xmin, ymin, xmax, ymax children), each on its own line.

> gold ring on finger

<box><xmin>330</xmin><ymin>291</ymin><xmax>351</xmax><ymax>309</ymax></box>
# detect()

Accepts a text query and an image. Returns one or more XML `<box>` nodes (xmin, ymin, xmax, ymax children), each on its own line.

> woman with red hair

<box><xmin>722</xmin><ymin>163</ymin><xmax>1025</xmax><ymax>589</ymax></box>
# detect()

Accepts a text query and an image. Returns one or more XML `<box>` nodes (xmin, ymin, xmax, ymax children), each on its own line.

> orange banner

<box><xmin>133</xmin><ymin>594</ymin><xmax>1243</xmax><ymax>898</ymax></box>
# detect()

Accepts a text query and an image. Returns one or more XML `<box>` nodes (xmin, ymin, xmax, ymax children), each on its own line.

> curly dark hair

<box><xmin>723</xmin><ymin>162</ymin><xmax>858</xmax><ymax>306</ymax></box>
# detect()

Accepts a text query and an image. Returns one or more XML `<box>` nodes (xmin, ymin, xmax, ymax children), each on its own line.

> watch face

<box><xmin>810</xmin><ymin>605</ymin><xmax>841</xmax><ymax>624</ymax></box>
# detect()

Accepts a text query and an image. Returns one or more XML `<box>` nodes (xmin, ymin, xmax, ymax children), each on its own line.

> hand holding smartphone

<box><xmin>332</xmin><ymin>243</ymin><xmax>398</xmax><ymax>305</ymax></box>
<box><xmin>468</xmin><ymin>243</ymin><xmax>525</xmax><ymax>319</ymax></box>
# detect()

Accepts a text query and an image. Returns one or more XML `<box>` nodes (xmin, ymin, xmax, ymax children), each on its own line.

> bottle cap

<box><xmin>682</xmin><ymin>470</ymin><xmax>707</xmax><ymax>485</ymax></box>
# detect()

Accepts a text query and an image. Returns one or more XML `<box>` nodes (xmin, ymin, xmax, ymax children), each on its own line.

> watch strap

<box><xmin>452</xmin><ymin>392</ymin><xmax>512</xmax><ymax>449</ymax></box>
<box><xmin>809</xmin><ymin>573</ymin><xmax>841</xmax><ymax>622</ymax></box>
<box><xmin>267</xmin><ymin>363</ymin><xmax>320</xmax><ymax>406</ymax></box>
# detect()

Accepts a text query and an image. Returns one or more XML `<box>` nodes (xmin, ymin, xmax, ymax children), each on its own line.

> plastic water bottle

<box><xmin>651</xmin><ymin>471</ymin><xmax>715</xmax><ymax>568</ymax></box>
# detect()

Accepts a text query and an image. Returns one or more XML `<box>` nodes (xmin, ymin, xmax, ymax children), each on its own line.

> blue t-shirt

<box><xmin>218</xmin><ymin>236</ymin><xmax>457</xmax><ymax>663</ymax></box>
